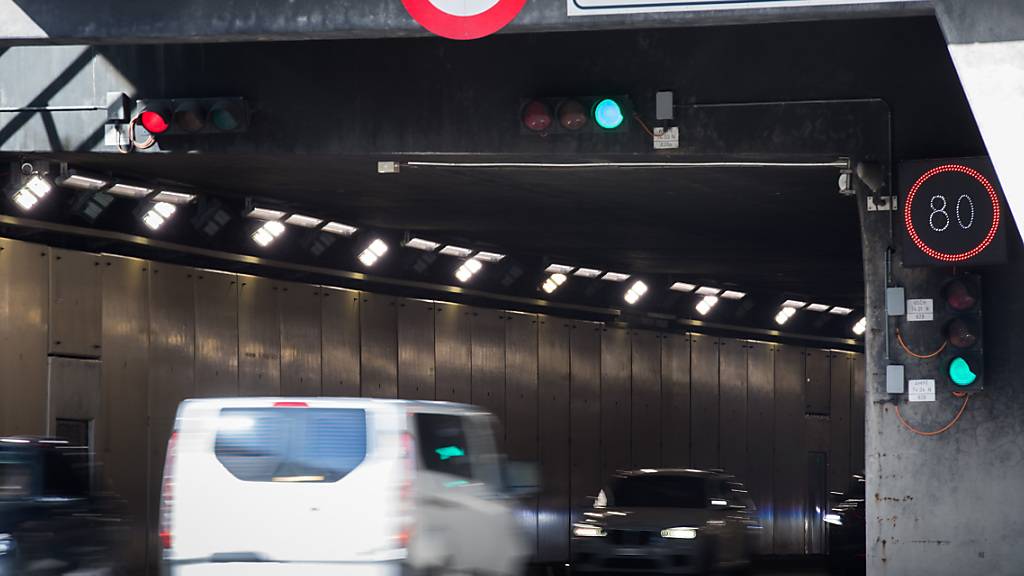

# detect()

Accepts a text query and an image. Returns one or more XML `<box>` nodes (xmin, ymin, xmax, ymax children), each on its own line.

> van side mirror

<box><xmin>504</xmin><ymin>461</ymin><xmax>539</xmax><ymax>496</ymax></box>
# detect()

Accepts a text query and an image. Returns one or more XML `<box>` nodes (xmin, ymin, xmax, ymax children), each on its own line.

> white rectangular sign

<box><xmin>906</xmin><ymin>298</ymin><xmax>934</xmax><ymax>322</ymax></box>
<box><xmin>908</xmin><ymin>379</ymin><xmax>936</xmax><ymax>402</ymax></box>
<box><xmin>568</xmin><ymin>0</ymin><xmax>924</xmax><ymax>16</ymax></box>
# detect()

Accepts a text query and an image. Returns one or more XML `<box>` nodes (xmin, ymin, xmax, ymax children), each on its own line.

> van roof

<box><xmin>179</xmin><ymin>397</ymin><xmax>483</xmax><ymax>412</ymax></box>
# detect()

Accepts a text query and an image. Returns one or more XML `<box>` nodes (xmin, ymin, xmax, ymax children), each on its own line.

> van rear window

<box><xmin>214</xmin><ymin>408</ymin><xmax>367</xmax><ymax>483</ymax></box>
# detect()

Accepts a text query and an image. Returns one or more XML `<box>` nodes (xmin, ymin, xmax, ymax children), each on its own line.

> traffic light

<box><xmin>520</xmin><ymin>96</ymin><xmax>632</xmax><ymax>135</ymax></box>
<box><xmin>940</xmin><ymin>274</ymin><xmax>983</xmax><ymax>390</ymax></box>
<box><xmin>135</xmin><ymin>98</ymin><xmax>249</xmax><ymax>135</ymax></box>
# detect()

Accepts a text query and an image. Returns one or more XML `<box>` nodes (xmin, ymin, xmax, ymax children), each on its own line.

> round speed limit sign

<box><xmin>401</xmin><ymin>0</ymin><xmax>527</xmax><ymax>40</ymax></box>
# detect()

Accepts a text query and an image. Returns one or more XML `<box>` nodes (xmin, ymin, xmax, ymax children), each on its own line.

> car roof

<box><xmin>612</xmin><ymin>468</ymin><xmax>735</xmax><ymax>480</ymax></box>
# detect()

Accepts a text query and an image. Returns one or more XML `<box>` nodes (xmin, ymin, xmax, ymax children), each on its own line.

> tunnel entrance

<box><xmin>1</xmin><ymin>15</ymin><xmax>972</xmax><ymax>575</ymax></box>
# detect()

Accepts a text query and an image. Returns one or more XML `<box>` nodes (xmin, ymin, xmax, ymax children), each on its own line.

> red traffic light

<box><xmin>943</xmin><ymin>277</ymin><xmax>977</xmax><ymax>311</ymax></box>
<box><xmin>522</xmin><ymin>100</ymin><xmax>552</xmax><ymax>133</ymax></box>
<box><xmin>140</xmin><ymin>108</ymin><xmax>170</xmax><ymax>134</ymax></box>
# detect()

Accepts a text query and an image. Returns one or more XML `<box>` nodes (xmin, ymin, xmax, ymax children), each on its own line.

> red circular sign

<box><xmin>903</xmin><ymin>164</ymin><xmax>1001</xmax><ymax>263</ymax></box>
<box><xmin>401</xmin><ymin>0</ymin><xmax>526</xmax><ymax>40</ymax></box>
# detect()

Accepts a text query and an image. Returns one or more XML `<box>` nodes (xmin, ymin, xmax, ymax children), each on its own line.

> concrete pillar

<box><xmin>861</xmin><ymin>186</ymin><xmax>1024</xmax><ymax>574</ymax></box>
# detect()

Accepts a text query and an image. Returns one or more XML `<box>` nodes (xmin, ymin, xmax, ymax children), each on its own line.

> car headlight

<box><xmin>660</xmin><ymin>527</ymin><xmax>698</xmax><ymax>539</ymax></box>
<box><xmin>573</xmin><ymin>524</ymin><xmax>607</xmax><ymax>537</ymax></box>
<box><xmin>0</xmin><ymin>533</ymin><xmax>13</xmax><ymax>555</ymax></box>
<box><xmin>824</xmin><ymin>513</ymin><xmax>843</xmax><ymax>526</ymax></box>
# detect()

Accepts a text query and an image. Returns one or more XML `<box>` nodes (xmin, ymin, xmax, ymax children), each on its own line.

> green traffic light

<box><xmin>593</xmin><ymin>98</ymin><xmax>624</xmax><ymax>130</ymax></box>
<box><xmin>949</xmin><ymin>356</ymin><xmax>977</xmax><ymax>386</ymax></box>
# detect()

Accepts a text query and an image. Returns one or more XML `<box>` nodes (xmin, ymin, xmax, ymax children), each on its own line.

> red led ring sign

<box><xmin>401</xmin><ymin>0</ymin><xmax>526</xmax><ymax>40</ymax></box>
<box><xmin>904</xmin><ymin>164</ymin><xmax>1001</xmax><ymax>263</ymax></box>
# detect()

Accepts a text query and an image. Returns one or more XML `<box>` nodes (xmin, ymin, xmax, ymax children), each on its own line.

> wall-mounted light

<box><xmin>140</xmin><ymin>201</ymin><xmax>177</xmax><ymax>231</ymax></box>
<box><xmin>696</xmin><ymin>295</ymin><xmax>719</xmax><ymax>316</ymax></box>
<box><xmin>775</xmin><ymin>306</ymin><xmax>798</xmax><ymax>325</ymax></box>
<box><xmin>853</xmin><ymin>317</ymin><xmax>867</xmax><ymax>335</ymax></box>
<box><xmin>358</xmin><ymin>238</ymin><xmax>389</xmax><ymax>266</ymax></box>
<box><xmin>252</xmin><ymin>220</ymin><xmax>286</xmax><ymax>247</ymax></box>
<box><xmin>624</xmin><ymin>280</ymin><xmax>648</xmax><ymax>304</ymax></box>
<box><xmin>542</xmin><ymin>273</ymin><xmax>568</xmax><ymax>294</ymax></box>
<box><xmin>455</xmin><ymin>258</ymin><xmax>483</xmax><ymax>282</ymax></box>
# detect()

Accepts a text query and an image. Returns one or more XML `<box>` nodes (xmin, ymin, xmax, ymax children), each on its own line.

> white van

<box><xmin>159</xmin><ymin>397</ymin><xmax>535</xmax><ymax>576</ymax></box>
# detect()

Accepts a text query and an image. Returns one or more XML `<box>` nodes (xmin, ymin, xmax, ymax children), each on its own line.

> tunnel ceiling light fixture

<box><xmin>782</xmin><ymin>299</ymin><xmax>808</xmax><ymax>309</ymax></box>
<box><xmin>71</xmin><ymin>189</ymin><xmax>115</xmax><ymax>224</ymax></box>
<box><xmin>404</xmin><ymin>237</ymin><xmax>441</xmax><ymax>251</ymax></box>
<box><xmin>542</xmin><ymin>272</ymin><xmax>568</xmax><ymax>294</ymax></box>
<box><xmin>720</xmin><ymin>290</ymin><xmax>747</xmax><ymax>300</ymax></box>
<box><xmin>245</xmin><ymin>206</ymin><xmax>288</xmax><ymax>221</ymax></box>
<box><xmin>455</xmin><ymin>258</ymin><xmax>483</xmax><ymax>283</ymax></box>
<box><xmin>806</xmin><ymin>303</ymin><xmax>831</xmax><ymax>312</ymax></box>
<box><xmin>775</xmin><ymin>306</ymin><xmax>798</xmax><ymax>325</ymax></box>
<box><xmin>474</xmin><ymin>251</ymin><xmax>505</xmax><ymax>263</ymax></box>
<box><xmin>358</xmin><ymin>238</ymin><xmax>389</xmax><ymax>267</ymax></box>
<box><xmin>574</xmin><ymin>268</ymin><xmax>602</xmax><ymax>278</ymax></box>
<box><xmin>252</xmin><ymin>219</ymin><xmax>286</xmax><ymax>247</ymax></box>
<box><xmin>10</xmin><ymin>174</ymin><xmax>53</xmax><ymax>211</ymax></box>
<box><xmin>141</xmin><ymin>201</ymin><xmax>177</xmax><ymax>231</ymax></box>
<box><xmin>55</xmin><ymin>170</ymin><xmax>108</xmax><ymax>191</ymax></box>
<box><xmin>107</xmin><ymin>183</ymin><xmax>153</xmax><ymax>199</ymax></box>
<box><xmin>601</xmin><ymin>272</ymin><xmax>630</xmax><ymax>282</ymax></box>
<box><xmin>853</xmin><ymin>317</ymin><xmax>867</xmax><ymax>336</ymax></box>
<box><xmin>829</xmin><ymin>306</ymin><xmax>854</xmax><ymax>316</ymax></box>
<box><xmin>670</xmin><ymin>282</ymin><xmax>698</xmax><ymax>293</ymax></box>
<box><xmin>624</xmin><ymin>280</ymin><xmax>648</xmax><ymax>304</ymax></box>
<box><xmin>695</xmin><ymin>295</ymin><xmax>719</xmax><ymax>316</ymax></box>
<box><xmin>321</xmin><ymin>221</ymin><xmax>358</xmax><ymax>237</ymax></box>
<box><xmin>695</xmin><ymin>286</ymin><xmax>722</xmax><ymax>296</ymax></box>
<box><xmin>439</xmin><ymin>245</ymin><xmax>474</xmax><ymax>258</ymax></box>
<box><xmin>545</xmin><ymin>264</ymin><xmax>575</xmax><ymax>274</ymax></box>
<box><xmin>284</xmin><ymin>213</ymin><xmax>323</xmax><ymax>228</ymax></box>
<box><xmin>152</xmin><ymin>190</ymin><xmax>196</xmax><ymax>205</ymax></box>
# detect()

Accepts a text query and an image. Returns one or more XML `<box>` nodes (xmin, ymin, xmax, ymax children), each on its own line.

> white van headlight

<box><xmin>660</xmin><ymin>527</ymin><xmax>698</xmax><ymax>539</ymax></box>
<box><xmin>573</xmin><ymin>524</ymin><xmax>606</xmax><ymax>537</ymax></box>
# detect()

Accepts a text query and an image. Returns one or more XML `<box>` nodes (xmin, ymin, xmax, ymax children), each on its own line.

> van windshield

<box><xmin>214</xmin><ymin>407</ymin><xmax>367</xmax><ymax>483</ymax></box>
<box><xmin>609</xmin><ymin>475</ymin><xmax>707</xmax><ymax>508</ymax></box>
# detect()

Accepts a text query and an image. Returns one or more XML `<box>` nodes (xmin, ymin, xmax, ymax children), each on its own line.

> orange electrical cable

<box><xmin>895</xmin><ymin>327</ymin><xmax>947</xmax><ymax>359</ymax></box>
<box><xmin>632</xmin><ymin>113</ymin><xmax>656</xmax><ymax>139</ymax></box>
<box><xmin>894</xmin><ymin>391</ymin><xmax>970</xmax><ymax>436</ymax></box>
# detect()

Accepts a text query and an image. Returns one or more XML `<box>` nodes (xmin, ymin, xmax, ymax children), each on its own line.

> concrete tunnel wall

<box><xmin>0</xmin><ymin>235</ymin><xmax>865</xmax><ymax>573</ymax></box>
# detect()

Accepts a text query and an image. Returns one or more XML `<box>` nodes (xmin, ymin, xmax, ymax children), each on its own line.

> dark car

<box><xmin>0</xmin><ymin>437</ymin><xmax>127</xmax><ymax>576</ymax></box>
<box><xmin>826</xmin><ymin>474</ymin><xmax>866</xmax><ymax>575</ymax></box>
<box><xmin>571</xmin><ymin>469</ymin><xmax>759</xmax><ymax>574</ymax></box>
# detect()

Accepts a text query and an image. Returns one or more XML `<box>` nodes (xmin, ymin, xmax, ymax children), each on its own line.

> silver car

<box><xmin>571</xmin><ymin>469</ymin><xmax>759</xmax><ymax>574</ymax></box>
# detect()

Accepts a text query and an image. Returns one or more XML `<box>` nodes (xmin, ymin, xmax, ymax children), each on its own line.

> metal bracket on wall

<box><xmin>867</xmin><ymin>195</ymin><xmax>898</xmax><ymax>211</ymax></box>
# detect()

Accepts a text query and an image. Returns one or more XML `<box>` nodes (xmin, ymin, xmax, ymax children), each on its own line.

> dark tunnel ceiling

<box><xmin>44</xmin><ymin>152</ymin><xmax>864</xmax><ymax>305</ymax></box>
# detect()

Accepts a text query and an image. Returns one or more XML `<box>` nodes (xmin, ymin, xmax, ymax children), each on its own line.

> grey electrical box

<box><xmin>106</xmin><ymin>92</ymin><xmax>128</xmax><ymax>122</ymax></box>
<box><xmin>656</xmin><ymin>91</ymin><xmax>674</xmax><ymax>120</ymax></box>
<box><xmin>886</xmin><ymin>286</ymin><xmax>906</xmax><ymax>316</ymax></box>
<box><xmin>886</xmin><ymin>364</ymin><xmax>905</xmax><ymax>394</ymax></box>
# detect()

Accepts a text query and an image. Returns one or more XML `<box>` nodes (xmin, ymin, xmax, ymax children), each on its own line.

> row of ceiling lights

<box><xmin>7</xmin><ymin>165</ymin><xmax>866</xmax><ymax>336</ymax></box>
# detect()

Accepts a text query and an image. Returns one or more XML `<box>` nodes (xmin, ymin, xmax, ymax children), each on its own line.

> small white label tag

<box><xmin>909</xmin><ymin>379</ymin><xmax>936</xmax><ymax>402</ymax></box>
<box><xmin>653</xmin><ymin>126</ymin><xmax>680</xmax><ymax>150</ymax></box>
<box><xmin>907</xmin><ymin>299</ymin><xmax>934</xmax><ymax>322</ymax></box>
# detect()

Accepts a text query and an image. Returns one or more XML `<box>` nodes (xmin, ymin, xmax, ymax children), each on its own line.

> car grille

<box><xmin>607</xmin><ymin>529</ymin><xmax>653</xmax><ymax>546</ymax></box>
<box><xmin>605</xmin><ymin>558</ymin><xmax>661</xmax><ymax>570</ymax></box>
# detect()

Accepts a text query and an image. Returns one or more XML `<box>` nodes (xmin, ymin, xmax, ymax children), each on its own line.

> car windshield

<box><xmin>609</xmin><ymin>475</ymin><xmax>707</xmax><ymax>508</ymax></box>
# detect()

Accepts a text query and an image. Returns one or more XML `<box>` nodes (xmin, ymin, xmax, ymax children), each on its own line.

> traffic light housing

<box><xmin>135</xmin><ymin>98</ymin><xmax>249</xmax><ymax>136</ymax></box>
<box><xmin>940</xmin><ymin>274</ymin><xmax>984</xmax><ymax>391</ymax></box>
<box><xmin>520</xmin><ymin>96</ymin><xmax>633</xmax><ymax>135</ymax></box>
